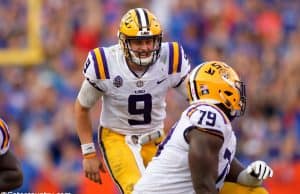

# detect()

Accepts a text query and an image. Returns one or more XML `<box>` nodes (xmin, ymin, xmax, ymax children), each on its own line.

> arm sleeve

<box><xmin>83</xmin><ymin>51</ymin><xmax>98</xmax><ymax>81</ymax></box>
<box><xmin>77</xmin><ymin>79</ymin><xmax>103</xmax><ymax>108</ymax></box>
<box><xmin>82</xmin><ymin>48</ymin><xmax>110</xmax><ymax>90</ymax></box>
<box><xmin>174</xmin><ymin>75</ymin><xmax>189</xmax><ymax>98</ymax></box>
<box><xmin>169</xmin><ymin>43</ymin><xmax>191</xmax><ymax>88</ymax></box>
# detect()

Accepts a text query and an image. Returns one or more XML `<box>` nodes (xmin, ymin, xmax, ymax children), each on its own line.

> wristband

<box><xmin>81</xmin><ymin>142</ymin><xmax>96</xmax><ymax>155</ymax></box>
<box><xmin>83</xmin><ymin>152</ymin><xmax>97</xmax><ymax>159</ymax></box>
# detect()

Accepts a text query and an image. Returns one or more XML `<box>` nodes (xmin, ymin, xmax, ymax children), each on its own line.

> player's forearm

<box><xmin>225</xmin><ymin>157</ymin><xmax>244</xmax><ymax>182</ymax></box>
<box><xmin>193</xmin><ymin>178</ymin><xmax>219</xmax><ymax>194</ymax></box>
<box><xmin>191</xmin><ymin>165</ymin><xmax>219</xmax><ymax>194</ymax></box>
<box><xmin>74</xmin><ymin>99</ymin><xmax>94</xmax><ymax>144</ymax></box>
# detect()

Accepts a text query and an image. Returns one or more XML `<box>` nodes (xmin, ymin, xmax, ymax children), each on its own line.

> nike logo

<box><xmin>157</xmin><ymin>78</ymin><xmax>167</xmax><ymax>84</ymax></box>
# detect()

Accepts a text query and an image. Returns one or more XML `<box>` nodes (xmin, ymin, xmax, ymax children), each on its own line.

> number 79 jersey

<box><xmin>83</xmin><ymin>42</ymin><xmax>190</xmax><ymax>135</ymax></box>
<box><xmin>134</xmin><ymin>103</ymin><xmax>236</xmax><ymax>193</ymax></box>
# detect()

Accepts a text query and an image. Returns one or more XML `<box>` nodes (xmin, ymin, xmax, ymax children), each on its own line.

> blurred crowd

<box><xmin>0</xmin><ymin>0</ymin><xmax>299</xmax><ymax>193</ymax></box>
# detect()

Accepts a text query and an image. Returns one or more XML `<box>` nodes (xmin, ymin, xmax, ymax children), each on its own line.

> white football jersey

<box><xmin>83</xmin><ymin>42</ymin><xmax>190</xmax><ymax>135</ymax></box>
<box><xmin>0</xmin><ymin>118</ymin><xmax>10</xmax><ymax>155</ymax></box>
<box><xmin>133</xmin><ymin>102</ymin><xmax>236</xmax><ymax>194</ymax></box>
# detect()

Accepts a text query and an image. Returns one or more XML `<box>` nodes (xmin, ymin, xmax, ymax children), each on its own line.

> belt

<box><xmin>130</xmin><ymin>129</ymin><xmax>164</xmax><ymax>145</ymax></box>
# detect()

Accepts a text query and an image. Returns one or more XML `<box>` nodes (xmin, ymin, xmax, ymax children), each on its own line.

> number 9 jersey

<box><xmin>82</xmin><ymin>42</ymin><xmax>190</xmax><ymax>135</ymax></box>
<box><xmin>0</xmin><ymin>118</ymin><xmax>10</xmax><ymax>155</ymax></box>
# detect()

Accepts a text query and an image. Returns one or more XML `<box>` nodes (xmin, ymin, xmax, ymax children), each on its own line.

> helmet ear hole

<box><xmin>224</xmin><ymin>91</ymin><xmax>233</xmax><ymax>96</ymax></box>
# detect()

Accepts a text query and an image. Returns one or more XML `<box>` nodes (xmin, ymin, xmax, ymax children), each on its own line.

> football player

<box><xmin>133</xmin><ymin>61</ymin><xmax>273</xmax><ymax>194</ymax></box>
<box><xmin>0</xmin><ymin>118</ymin><xmax>23</xmax><ymax>191</ymax></box>
<box><xmin>74</xmin><ymin>8</ymin><xmax>190</xmax><ymax>194</ymax></box>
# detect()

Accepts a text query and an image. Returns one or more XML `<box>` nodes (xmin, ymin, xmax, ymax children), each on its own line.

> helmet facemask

<box><xmin>219</xmin><ymin>80</ymin><xmax>246</xmax><ymax>117</ymax></box>
<box><xmin>235</xmin><ymin>80</ymin><xmax>246</xmax><ymax>116</ymax></box>
<box><xmin>120</xmin><ymin>34</ymin><xmax>162</xmax><ymax>66</ymax></box>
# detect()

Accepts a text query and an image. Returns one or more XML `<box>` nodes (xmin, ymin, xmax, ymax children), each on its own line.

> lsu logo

<box><xmin>113</xmin><ymin>75</ymin><xmax>123</xmax><ymax>88</ymax></box>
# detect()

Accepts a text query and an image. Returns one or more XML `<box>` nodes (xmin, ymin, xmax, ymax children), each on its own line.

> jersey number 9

<box><xmin>128</xmin><ymin>94</ymin><xmax>152</xmax><ymax>125</ymax></box>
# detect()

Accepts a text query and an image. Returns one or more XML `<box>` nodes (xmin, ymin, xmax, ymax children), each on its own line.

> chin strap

<box><xmin>129</xmin><ymin>50</ymin><xmax>154</xmax><ymax>66</ymax></box>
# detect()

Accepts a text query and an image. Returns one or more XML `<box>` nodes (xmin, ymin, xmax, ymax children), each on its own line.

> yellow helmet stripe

<box><xmin>0</xmin><ymin>119</ymin><xmax>10</xmax><ymax>150</ymax></box>
<box><xmin>168</xmin><ymin>42</ymin><xmax>182</xmax><ymax>74</ymax></box>
<box><xmin>92</xmin><ymin>48</ymin><xmax>110</xmax><ymax>80</ymax></box>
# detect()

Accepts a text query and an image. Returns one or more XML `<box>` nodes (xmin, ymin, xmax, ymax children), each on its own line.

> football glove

<box><xmin>237</xmin><ymin>160</ymin><xmax>273</xmax><ymax>186</ymax></box>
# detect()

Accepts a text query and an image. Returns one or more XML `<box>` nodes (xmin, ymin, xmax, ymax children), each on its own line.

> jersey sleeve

<box><xmin>166</xmin><ymin>42</ymin><xmax>191</xmax><ymax>88</ymax></box>
<box><xmin>82</xmin><ymin>47</ymin><xmax>110</xmax><ymax>92</ymax></box>
<box><xmin>0</xmin><ymin>118</ymin><xmax>10</xmax><ymax>155</ymax></box>
<box><xmin>186</xmin><ymin>104</ymin><xmax>229</xmax><ymax>140</ymax></box>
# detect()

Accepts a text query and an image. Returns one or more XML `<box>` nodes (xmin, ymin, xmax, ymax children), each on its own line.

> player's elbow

<box><xmin>75</xmin><ymin>99</ymin><xmax>90</xmax><ymax>113</ymax></box>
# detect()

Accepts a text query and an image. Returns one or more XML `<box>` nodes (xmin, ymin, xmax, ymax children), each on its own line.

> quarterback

<box><xmin>0</xmin><ymin>118</ymin><xmax>23</xmax><ymax>191</ymax></box>
<box><xmin>133</xmin><ymin>61</ymin><xmax>273</xmax><ymax>194</ymax></box>
<box><xmin>74</xmin><ymin>8</ymin><xmax>190</xmax><ymax>194</ymax></box>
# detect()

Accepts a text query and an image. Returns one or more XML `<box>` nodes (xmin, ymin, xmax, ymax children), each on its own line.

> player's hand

<box><xmin>246</xmin><ymin>160</ymin><xmax>273</xmax><ymax>180</ymax></box>
<box><xmin>83</xmin><ymin>156</ymin><xmax>106</xmax><ymax>184</ymax></box>
<box><xmin>237</xmin><ymin>160</ymin><xmax>273</xmax><ymax>186</ymax></box>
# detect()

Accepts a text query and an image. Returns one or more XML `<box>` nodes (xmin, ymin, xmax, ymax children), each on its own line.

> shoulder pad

<box><xmin>167</xmin><ymin>42</ymin><xmax>183</xmax><ymax>75</ymax></box>
<box><xmin>186</xmin><ymin>103</ymin><xmax>230</xmax><ymax>139</ymax></box>
<box><xmin>83</xmin><ymin>47</ymin><xmax>110</xmax><ymax>80</ymax></box>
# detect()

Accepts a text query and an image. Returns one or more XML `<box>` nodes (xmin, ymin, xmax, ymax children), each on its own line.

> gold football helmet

<box><xmin>187</xmin><ymin>61</ymin><xmax>246</xmax><ymax>117</ymax></box>
<box><xmin>118</xmin><ymin>8</ymin><xmax>163</xmax><ymax>66</ymax></box>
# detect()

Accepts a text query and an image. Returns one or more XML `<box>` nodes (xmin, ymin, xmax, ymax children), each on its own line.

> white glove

<box><xmin>237</xmin><ymin>160</ymin><xmax>273</xmax><ymax>187</ymax></box>
<box><xmin>246</xmin><ymin>160</ymin><xmax>274</xmax><ymax>180</ymax></box>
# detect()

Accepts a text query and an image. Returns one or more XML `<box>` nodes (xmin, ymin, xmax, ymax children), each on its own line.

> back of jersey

<box><xmin>134</xmin><ymin>102</ymin><xmax>236</xmax><ymax>193</ymax></box>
